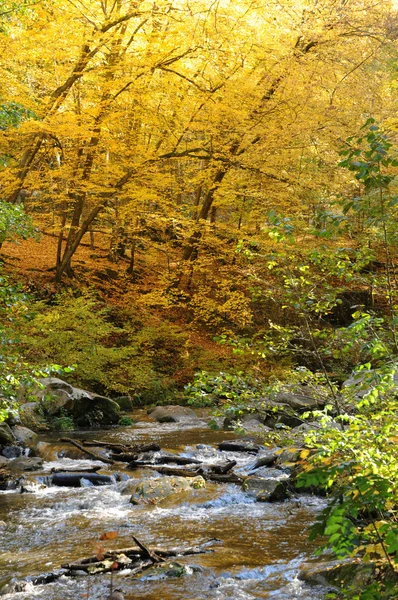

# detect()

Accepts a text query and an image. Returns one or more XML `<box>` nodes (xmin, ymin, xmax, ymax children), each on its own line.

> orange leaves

<box><xmin>100</xmin><ymin>531</ymin><xmax>119</xmax><ymax>541</ymax></box>
<box><xmin>94</xmin><ymin>531</ymin><xmax>118</xmax><ymax>561</ymax></box>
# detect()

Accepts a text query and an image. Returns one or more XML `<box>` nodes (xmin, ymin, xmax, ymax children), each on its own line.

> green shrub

<box><xmin>118</xmin><ymin>416</ymin><xmax>133</xmax><ymax>426</ymax></box>
<box><xmin>20</xmin><ymin>292</ymin><xmax>188</xmax><ymax>400</ymax></box>
<box><xmin>184</xmin><ymin>370</ymin><xmax>268</xmax><ymax>408</ymax></box>
<box><xmin>52</xmin><ymin>415</ymin><xmax>75</xmax><ymax>431</ymax></box>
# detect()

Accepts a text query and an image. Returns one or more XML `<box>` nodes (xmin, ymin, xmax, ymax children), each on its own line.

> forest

<box><xmin>0</xmin><ymin>1</ymin><xmax>398</xmax><ymax>599</ymax></box>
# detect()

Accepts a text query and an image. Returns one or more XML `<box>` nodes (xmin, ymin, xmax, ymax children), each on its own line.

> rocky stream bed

<box><xmin>0</xmin><ymin>409</ymin><xmax>333</xmax><ymax>600</ymax></box>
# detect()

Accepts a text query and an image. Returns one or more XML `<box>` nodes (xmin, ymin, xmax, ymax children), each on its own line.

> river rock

<box><xmin>243</xmin><ymin>477</ymin><xmax>289</xmax><ymax>501</ymax></box>
<box><xmin>0</xmin><ymin>580</ymin><xmax>34</xmax><ymax>595</ymax></box>
<box><xmin>154</xmin><ymin>561</ymin><xmax>189</xmax><ymax>578</ymax></box>
<box><xmin>249</xmin><ymin>450</ymin><xmax>278</xmax><ymax>470</ymax></box>
<box><xmin>38</xmin><ymin>377</ymin><xmax>74</xmax><ymax>394</ymax></box>
<box><xmin>241</xmin><ymin>419</ymin><xmax>273</xmax><ymax>435</ymax></box>
<box><xmin>12</xmin><ymin>425</ymin><xmax>38</xmax><ymax>445</ymax></box>
<box><xmin>0</xmin><ymin>422</ymin><xmax>15</xmax><ymax>445</ymax></box>
<box><xmin>115</xmin><ymin>396</ymin><xmax>133</xmax><ymax>411</ymax></box>
<box><xmin>0</xmin><ymin>456</ymin><xmax>9</xmax><ymax>465</ymax></box>
<box><xmin>130</xmin><ymin>475</ymin><xmax>205</xmax><ymax>504</ymax></box>
<box><xmin>275</xmin><ymin>447</ymin><xmax>303</xmax><ymax>466</ymax></box>
<box><xmin>2</xmin><ymin>445</ymin><xmax>22</xmax><ymax>459</ymax></box>
<box><xmin>292</xmin><ymin>422</ymin><xmax>321</xmax><ymax>433</ymax></box>
<box><xmin>299</xmin><ymin>560</ymin><xmax>376</xmax><ymax>589</ymax></box>
<box><xmin>218</xmin><ymin>440</ymin><xmax>260</xmax><ymax>453</ymax></box>
<box><xmin>149</xmin><ymin>405</ymin><xmax>199</xmax><ymax>423</ymax></box>
<box><xmin>5</xmin><ymin>411</ymin><xmax>21</xmax><ymax>426</ymax></box>
<box><xmin>8</xmin><ymin>457</ymin><xmax>43</xmax><ymax>472</ymax></box>
<box><xmin>273</xmin><ymin>385</ymin><xmax>327</xmax><ymax>412</ymax></box>
<box><xmin>249</xmin><ymin>467</ymin><xmax>288</xmax><ymax>479</ymax></box>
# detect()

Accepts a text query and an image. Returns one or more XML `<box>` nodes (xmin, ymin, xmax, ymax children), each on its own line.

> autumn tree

<box><xmin>1</xmin><ymin>0</ymin><xmax>397</xmax><ymax>292</ymax></box>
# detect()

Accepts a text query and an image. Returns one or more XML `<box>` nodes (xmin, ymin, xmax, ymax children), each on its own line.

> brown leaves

<box><xmin>100</xmin><ymin>531</ymin><xmax>119</xmax><ymax>541</ymax></box>
<box><xmin>93</xmin><ymin>531</ymin><xmax>119</xmax><ymax>561</ymax></box>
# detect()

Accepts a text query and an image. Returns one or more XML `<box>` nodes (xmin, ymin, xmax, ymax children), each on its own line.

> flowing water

<box><xmin>0</xmin><ymin>411</ymin><xmax>329</xmax><ymax>599</ymax></box>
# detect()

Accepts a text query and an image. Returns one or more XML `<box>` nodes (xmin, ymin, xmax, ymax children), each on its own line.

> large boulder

<box><xmin>130</xmin><ymin>475</ymin><xmax>205</xmax><ymax>505</ymax></box>
<box><xmin>72</xmin><ymin>393</ymin><xmax>120</xmax><ymax>426</ymax></box>
<box><xmin>38</xmin><ymin>377</ymin><xmax>73</xmax><ymax>394</ymax></box>
<box><xmin>24</xmin><ymin>378</ymin><xmax>121</xmax><ymax>426</ymax></box>
<box><xmin>19</xmin><ymin>402</ymin><xmax>47</xmax><ymax>431</ymax></box>
<box><xmin>21</xmin><ymin>378</ymin><xmax>74</xmax><ymax>415</ymax></box>
<box><xmin>149</xmin><ymin>405</ymin><xmax>199</xmax><ymax>423</ymax></box>
<box><xmin>273</xmin><ymin>385</ymin><xmax>327</xmax><ymax>412</ymax></box>
<box><xmin>12</xmin><ymin>425</ymin><xmax>38</xmax><ymax>446</ymax></box>
<box><xmin>0</xmin><ymin>422</ymin><xmax>15</xmax><ymax>445</ymax></box>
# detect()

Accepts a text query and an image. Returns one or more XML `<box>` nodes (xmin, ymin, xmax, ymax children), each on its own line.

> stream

<box><xmin>0</xmin><ymin>411</ymin><xmax>329</xmax><ymax>599</ymax></box>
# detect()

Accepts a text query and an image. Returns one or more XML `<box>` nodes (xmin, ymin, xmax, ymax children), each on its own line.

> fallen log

<box><xmin>110</xmin><ymin>452</ymin><xmax>139</xmax><ymax>462</ymax></box>
<box><xmin>51</xmin><ymin>466</ymin><xmax>102</xmax><ymax>473</ymax></box>
<box><xmin>137</xmin><ymin>464</ymin><xmax>243</xmax><ymax>484</ymax></box>
<box><xmin>218</xmin><ymin>440</ymin><xmax>260</xmax><ymax>454</ymax></box>
<box><xmin>62</xmin><ymin>538</ymin><xmax>214</xmax><ymax>571</ymax></box>
<box><xmin>4</xmin><ymin>538</ymin><xmax>218</xmax><ymax>591</ymax></box>
<box><xmin>60</xmin><ymin>438</ymin><xmax>115</xmax><ymax>465</ymax></box>
<box><xmin>83</xmin><ymin>440</ymin><xmax>161</xmax><ymax>454</ymax></box>
<box><xmin>132</xmin><ymin>535</ymin><xmax>165</xmax><ymax>563</ymax></box>
<box><xmin>50</xmin><ymin>473</ymin><xmax>114</xmax><ymax>487</ymax></box>
<box><xmin>133</xmin><ymin>465</ymin><xmax>202</xmax><ymax>477</ymax></box>
<box><xmin>155</xmin><ymin>455</ymin><xmax>202</xmax><ymax>466</ymax></box>
<box><xmin>211</xmin><ymin>460</ymin><xmax>236</xmax><ymax>474</ymax></box>
<box><xmin>207</xmin><ymin>472</ymin><xmax>243</xmax><ymax>484</ymax></box>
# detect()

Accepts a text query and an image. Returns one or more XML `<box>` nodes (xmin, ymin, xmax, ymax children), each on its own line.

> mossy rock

<box><xmin>115</xmin><ymin>396</ymin><xmax>133</xmax><ymax>411</ymax></box>
<box><xmin>130</xmin><ymin>475</ymin><xmax>205</xmax><ymax>505</ymax></box>
<box><xmin>0</xmin><ymin>422</ymin><xmax>15</xmax><ymax>445</ymax></box>
<box><xmin>299</xmin><ymin>560</ymin><xmax>377</xmax><ymax>589</ymax></box>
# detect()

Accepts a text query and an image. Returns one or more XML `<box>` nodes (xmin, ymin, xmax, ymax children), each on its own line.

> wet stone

<box><xmin>0</xmin><ymin>422</ymin><xmax>15</xmax><ymax>445</ymax></box>
<box><xmin>8</xmin><ymin>457</ymin><xmax>43</xmax><ymax>472</ymax></box>
<box><xmin>276</xmin><ymin>447</ymin><xmax>303</xmax><ymax>465</ymax></box>
<box><xmin>299</xmin><ymin>560</ymin><xmax>377</xmax><ymax>589</ymax></box>
<box><xmin>130</xmin><ymin>475</ymin><xmax>205</xmax><ymax>504</ymax></box>
<box><xmin>2</xmin><ymin>446</ymin><xmax>23</xmax><ymax>459</ymax></box>
<box><xmin>12</xmin><ymin>425</ymin><xmax>38</xmax><ymax>446</ymax></box>
<box><xmin>149</xmin><ymin>405</ymin><xmax>199</xmax><ymax>423</ymax></box>
<box><xmin>243</xmin><ymin>477</ymin><xmax>289</xmax><ymax>501</ymax></box>
<box><xmin>218</xmin><ymin>440</ymin><xmax>260</xmax><ymax>453</ymax></box>
<box><xmin>249</xmin><ymin>450</ymin><xmax>278</xmax><ymax>470</ymax></box>
<box><xmin>250</xmin><ymin>467</ymin><xmax>289</xmax><ymax>479</ymax></box>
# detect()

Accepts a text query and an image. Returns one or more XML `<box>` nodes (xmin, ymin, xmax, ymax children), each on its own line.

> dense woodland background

<box><xmin>1</xmin><ymin>0</ymin><xmax>398</xmax><ymax>401</ymax></box>
<box><xmin>1</xmin><ymin>2</ymin><xmax>398</xmax><ymax>597</ymax></box>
